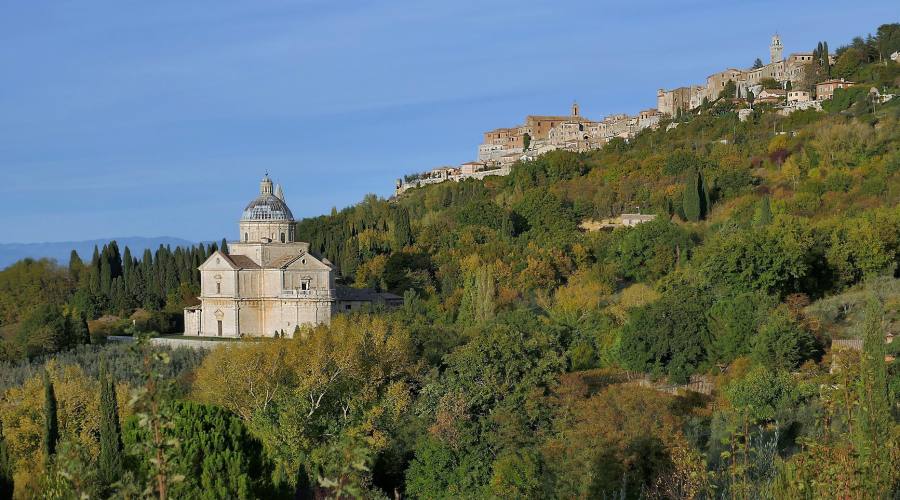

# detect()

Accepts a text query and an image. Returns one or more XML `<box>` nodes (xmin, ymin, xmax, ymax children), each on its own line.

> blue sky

<box><xmin>0</xmin><ymin>1</ymin><xmax>896</xmax><ymax>243</ymax></box>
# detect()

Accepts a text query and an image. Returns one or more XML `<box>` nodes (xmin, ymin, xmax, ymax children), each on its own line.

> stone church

<box><xmin>184</xmin><ymin>175</ymin><xmax>400</xmax><ymax>338</ymax></box>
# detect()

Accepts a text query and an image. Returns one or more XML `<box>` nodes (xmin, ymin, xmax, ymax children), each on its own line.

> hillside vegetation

<box><xmin>0</xmin><ymin>23</ymin><xmax>898</xmax><ymax>499</ymax></box>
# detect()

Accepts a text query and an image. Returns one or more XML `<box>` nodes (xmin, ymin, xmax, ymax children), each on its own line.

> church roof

<box><xmin>222</xmin><ymin>253</ymin><xmax>261</xmax><ymax>269</ymax></box>
<box><xmin>269</xmin><ymin>252</ymin><xmax>305</xmax><ymax>269</ymax></box>
<box><xmin>241</xmin><ymin>194</ymin><xmax>295</xmax><ymax>222</ymax></box>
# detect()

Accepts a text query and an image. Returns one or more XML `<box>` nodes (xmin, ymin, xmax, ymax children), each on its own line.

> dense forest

<box><xmin>1</xmin><ymin>23</ymin><xmax>900</xmax><ymax>499</ymax></box>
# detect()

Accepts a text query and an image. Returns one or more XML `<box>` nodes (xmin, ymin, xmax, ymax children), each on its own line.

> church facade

<box><xmin>184</xmin><ymin>175</ymin><xmax>400</xmax><ymax>338</ymax></box>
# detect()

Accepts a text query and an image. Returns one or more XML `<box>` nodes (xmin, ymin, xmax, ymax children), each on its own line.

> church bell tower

<box><xmin>770</xmin><ymin>34</ymin><xmax>783</xmax><ymax>64</ymax></box>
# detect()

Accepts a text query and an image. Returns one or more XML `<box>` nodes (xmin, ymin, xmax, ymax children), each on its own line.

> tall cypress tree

<box><xmin>68</xmin><ymin>250</ymin><xmax>83</xmax><ymax>282</ymax></box>
<box><xmin>107</xmin><ymin>241</ymin><xmax>123</xmax><ymax>279</ymax></box>
<box><xmin>0</xmin><ymin>423</ymin><xmax>13</xmax><ymax>500</ymax></box>
<box><xmin>90</xmin><ymin>245</ymin><xmax>102</xmax><ymax>294</ymax></box>
<box><xmin>98</xmin><ymin>359</ymin><xmax>124</xmax><ymax>487</ymax></box>
<box><xmin>42</xmin><ymin>371</ymin><xmax>59</xmax><ymax>467</ymax></box>
<box><xmin>100</xmin><ymin>244</ymin><xmax>113</xmax><ymax>296</ymax></box>
<box><xmin>392</xmin><ymin>206</ymin><xmax>412</xmax><ymax>250</ymax></box>
<box><xmin>855</xmin><ymin>299</ymin><xmax>892</xmax><ymax>496</ymax></box>
<box><xmin>682</xmin><ymin>170</ymin><xmax>703</xmax><ymax>222</ymax></box>
<box><xmin>71</xmin><ymin>310</ymin><xmax>91</xmax><ymax>345</ymax></box>
<box><xmin>753</xmin><ymin>195</ymin><xmax>772</xmax><ymax>226</ymax></box>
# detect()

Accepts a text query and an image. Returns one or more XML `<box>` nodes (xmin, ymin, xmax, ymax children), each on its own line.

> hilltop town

<box><xmin>396</xmin><ymin>33</ymin><xmax>898</xmax><ymax>195</ymax></box>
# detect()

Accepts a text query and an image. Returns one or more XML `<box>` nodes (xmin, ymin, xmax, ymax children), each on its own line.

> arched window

<box><xmin>280</xmin><ymin>232</ymin><xmax>285</xmax><ymax>243</ymax></box>
<box><xmin>244</xmin><ymin>232</ymin><xmax>249</xmax><ymax>242</ymax></box>
<box><xmin>216</xmin><ymin>282</ymin><xmax>221</xmax><ymax>294</ymax></box>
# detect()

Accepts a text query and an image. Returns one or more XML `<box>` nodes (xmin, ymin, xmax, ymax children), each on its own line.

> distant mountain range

<box><xmin>0</xmin><ymin>237</ymin><xmax>197</xmax><ymax>269</ymax></box>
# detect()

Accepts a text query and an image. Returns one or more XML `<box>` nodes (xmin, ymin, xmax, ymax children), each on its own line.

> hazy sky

<box><xmin>1</xmin><ymin>1</ymin><xmax>896</xmax><ymax>243</ymax></box>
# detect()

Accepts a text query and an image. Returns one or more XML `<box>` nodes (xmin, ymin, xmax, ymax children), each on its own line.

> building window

<box><xmin>217</xmin><ymin>320</ymin><xmax>223</xmax><ymax>337</ymax></box>
<box><xmin>216</xmin><ymin>282</ymin><xmax>221</xmax><ymax>294</ymax></box>
<box><xmin>301</xmin><ymin>280</ymin><xmax>310</xmax><ymax>291</ymax></box>
<box><xmin>244</xmin><ymin>232</ymin><xmax>248</xmax><ymax>242</ymax></box>
<box><xmin>345</xmin><ymin>304</ymin><xmax>352</xmax><ymax>310</ymax></box>
<box><xmin>280</xmin><ymin>232</ymin><xmax>285</xmax><ymax>243</ymax></box>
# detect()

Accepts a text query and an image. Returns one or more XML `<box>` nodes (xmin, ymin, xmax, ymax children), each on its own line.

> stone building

<box><xmin>657</xmin><ymin>86</ymin><xmax>696</xmax><ymax>117</ymax></box>
<box><xmin>816</xmin><ymin>78</ymin><xmax>856</xmax><ymax>101</ymax></box>
<box><xmin>787</xmin><ymin>90</ymin><xmax>811</xmax><ymax>103</ymax></box>
<box><xmin>657</xmin><ymin>34</ymin><xmax>817</xmax><ymax>116</ymax></box>
<box><xmin>185</xmin><ymin>175</ymin><xmax>400</xmax><ymax>338</ymax></box>
<box><xmin>526</xmin><ymin>102</ymin><xmax>589</xmax><ymax>140</ymax></box>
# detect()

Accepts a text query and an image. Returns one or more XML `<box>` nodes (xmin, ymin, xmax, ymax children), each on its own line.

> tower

<box><xmin>260</xmin><ymin>174</ymin><xmax>273</xmax><ymax>196</ymax></box>
<box><xmin>571</xmin><ymin>101</ymin><xmax>579</xmax><ymax>117</ymax></box>
<box><xmin>770</xmin><ymin>34</ymin><xmax>783</xmax><ymax>64</ymax></box>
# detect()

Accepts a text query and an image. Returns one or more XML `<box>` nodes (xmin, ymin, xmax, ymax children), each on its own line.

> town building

<box><xmin>185</xmin><ymin>175</ymin><xmax>400</xmax><ymax>338</ymax></box>
<box><xmin>787</xmin><ymin>90</ymin><xmax>811</xmax><ymax>103</ymax></box>
<box><xmin>460</xmin><ymin>161</ymin><xmax>486</xmax><ymax>175</ymax></box>
<box><xmin>657</xmin><ymin>34</ymin><xmax>817</xmax><ymax>117</ymax></box>
<box><xmin>756</xmin><ymin>88</ymin><xmax>787</xmax><ymax>103</ymax></box>
<box><xmin>816</xmin><ymin>78</ymin><xmax>856</xmax><ymax>101</ymax></box>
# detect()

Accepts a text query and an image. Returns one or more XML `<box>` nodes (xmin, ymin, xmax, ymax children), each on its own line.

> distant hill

<box><xmin>0</xmin><ymin>237</ymin><xmax>197</xmax><ymax>269</ymax></box>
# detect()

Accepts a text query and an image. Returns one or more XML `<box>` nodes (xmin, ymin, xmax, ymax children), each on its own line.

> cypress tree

<box><xmin>68</xmin><ymin>250</ymin><xmax>83</xmax><ymax>281</ymax></box>
<box><xmin>682</xmin><ymin>170</ymin><xmax>703</xmax><ymax>222</ymax></box>
<box><xmin>90</xmin><ymin>246</ymin><xmax>102</xmax><ymax>294</ymax></box>
<box><xmin>295</xmin><ymin>463</ymin><xmax>313</xmax><ymax>500</ymax></box>
<box><xmin>71</xmin><ymin>310</ymin><xmax>91</xmax><ymax>345</ymax></box>
<box><xmin>98</xmin><ymin>359</ymin><xmax>124</xmax><ymax>487</ymax></box>
<box><xmin>220</xmin><ymin>238</ymin><xmax>228</xmax><ymax>254</ymax></box>
<box><xmin>0</xmin><ymin>423</ymin><xmax>13</xmax><ymax>500</ymax></box>
<box><xmin>100</xmin><ymin>244</ymin><xmax>113</xmax><ymax>296</ymax></box>
<box><xmin>753</xmin><ymin>195</ymin><xmax>772</xmax><ymax>226</ymax></box>
<box><xmin>392</xmin><ymin>206</ymin><xmax>412</xmax><ymax>250</ymax></box>
<box><xmin>42</xmin><ymin>371</ymin><xmax>59</xmax><ymax>467</ymax></box>
<box><xmin>855</xmin><ymin>299</ymin><xmax>892</xmax><ymax>496</ymax></box>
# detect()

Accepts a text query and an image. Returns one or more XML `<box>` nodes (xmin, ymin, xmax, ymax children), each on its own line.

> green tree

<box><xmin>697</xmin><ymin>217</ymin><xmax>815</xmax><ymax>297</ymax></box>
<box><xmin>616</xmin><ymin>218</ymin><xmax>692</xmax><ymax>281</ymax></box>
<box><xmin>832</xmin><ymin>47</ymin><xmax>865</xmax><ymax>79</ymax></box>
<box><xmin>726</xmin><ymin>365</ymin><xmax>801</xmax><ymax>424</ymax></box>
<box><xmin>707</xmin><ymin>293</ymin><xmax>772</xmax><ymax>364</ymax></box>
<box><xmin>682</xmin><ymin>170</ymin><xmax>707</xmax><ymax>222</ymax></box>
<box><xmin>392</xmin><ymin>206</ymin><xmax>413</xmax><ymax>250</ymax></box>
<box><xmin>619</xmin><ymin>285</ymin><xmax>712</xmax><ymax>383</ymax></box>
<box><xmin>752</xmin><ymin>195</ymin><xmax>772</xmax><ymax>227</ymax></box>
<box><xmin>407</xmin><ymin>311</ymin><xmax>565</xmax><ymax>496</ymax></box>
<box><xmin>42</xmin><ymin>370</ymin><xmax>59</xmax><ymax>467</ymax></box>
<box><xmin>751</xmin><ymin>305</ymin><xmax>819</xmax><ymax>370</ymax></box>
<box><xmin>875</xmin><ymin>23</ymin><xmax>900</xmax><ymax>61</ymax></box>
<box><xmin>458</xmin><ymin>265</ymin><xmax>496</xmax><ymax>324</ymax></box>
<box><xmin>854</xmin><ymin>299</ymin><xmax>895</xmax><ymax>496</ymax></box>
<box><xmin>664</xmin><ymin>151</ymin><xmax>701</xmax><ymax>176</ymax></box>
<box><xmin>71</xmin><ymin>310</ymin><xmax>91</xmax><ymax>346</ymax></box>
<box><xmin>752</xmin><ymin>58</ymin><xmax>764</xmax><ymax>69</ymax></box>
<box><xmin>488</xmin><ymin>450</ymin><xmax>543</xmax><ymax>499</ymax></box>
<box><xmin>124</xmin><ymin>400</ymin><xmax>274</xmax><ymax>499</ymax></box>
<box><xmin>98</xmin><ymin>359</ymin><xmax>123</xmax><ymax>489</ymax></box>
<box><xmin>68</xmin><ymin>250</ymin><xmax>84</xmax><ymax>283</ymax></box>
<box><xmin>0</xmin><ymin>425</ymin><xmax>13</xmax><ymax>500</ymax></box>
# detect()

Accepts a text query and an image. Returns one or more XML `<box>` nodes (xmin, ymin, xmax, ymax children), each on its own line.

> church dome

<box><xmin>241</xmin><ymin>174</ymin><xmax>294</xmax><ymax>221</ymax></box>
<box><xmin>241</xmin><ymin>194</ymin><xmax>294</xmax><ymax>221</ymax></box>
